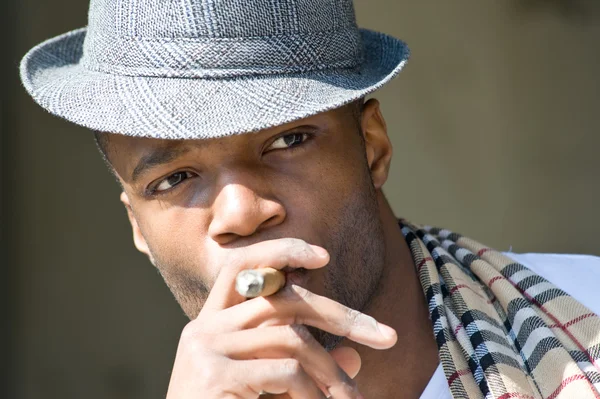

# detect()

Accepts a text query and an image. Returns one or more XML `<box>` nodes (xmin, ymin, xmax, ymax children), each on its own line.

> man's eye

<box><xmin>267</xmin><ymin>133</ymin><xmax>310</xmax><ymax>150</ymax></box>
<box><xmin>154</xmin><ymin>171</ymin><xmax>194</xmax><ymax>192</ymax></box>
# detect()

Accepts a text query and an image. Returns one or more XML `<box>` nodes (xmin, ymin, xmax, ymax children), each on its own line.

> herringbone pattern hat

<box><xmin>20</xmin><ymin>0</ymin><xmax>409</xmax><ymax>139</ymax></box>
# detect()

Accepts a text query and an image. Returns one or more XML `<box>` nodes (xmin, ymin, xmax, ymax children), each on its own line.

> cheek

<box><xmin>138</xmin><ymin>207</ymin><xmax>210</xmax><ymax>270</ymax></box>
<box><xmin>304</xmin><ymin>147</ymin><xmax>369</xmax><ymax>201</ymax></box>
<box><xmin>282</xmin><ymin>153</ymin><xmax>371</xmax><ymax>233</ymax></box>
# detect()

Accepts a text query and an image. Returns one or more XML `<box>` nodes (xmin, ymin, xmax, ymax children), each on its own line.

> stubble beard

<box><xmin>149</xmin><ymin>176</ymin><xmax>386</xmax><ymax>352</ymax></box>
<box><xmin>307</xmin><ymin>183</ymin><xmax>386</xmax><ymax>351</ymax></box>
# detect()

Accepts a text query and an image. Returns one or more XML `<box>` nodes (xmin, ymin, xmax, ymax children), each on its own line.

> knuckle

<box><xmin>180</xmin><ymin>321</ymin><xmax>199</xmax><ymax>341</ymax></box>
<box><xmin>286</xmin><ymin>324</ymin><xmax>314</xmax><ymax>349</ymax></box>
<box><xmin>283</xmin><ymin>237</ymin><xmax>304</xmax><ymax>249</ymax></box>
<box><xmin>285</xmin><ymin>238</ymin><xmax>311</xmax><ymax>259</ymax></box>
<box><xmin>345</xmin><ymin>308</ymin><xmax>362</xmax><ymax>332</ymax></box>
<box><xmin>341</xmin><ymin>380</ymin><xmax>360</xmax><ymax>396</ymax></box>
<box><xmin>180</xmin><ymin>322</ymin><xmax>215</xmax><ymax>350</ymax></box>
<box><xmin>195</xmin><ymin>357</ymin><xmax>226</xmax><ymax>385</ymax></box>
<box><xmin>282</xmin><ymin>358</ymin><xmax>303</xmax><ymax>376</ymax></box>
<box><xmin>296</xmin><ymin>245</ymin><xmax>311</xmax><ymax>260</ymax></box>
<box><xmin>337</xmin><ymin>371</ymin><xmax>359</xmax><ymax>397</ymax></box>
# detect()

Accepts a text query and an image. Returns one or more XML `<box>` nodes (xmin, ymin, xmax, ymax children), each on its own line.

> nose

<box><xmin>208</xmin><ymin>179</ymin><xmax>286</xmax><ymax>245</ymax></box>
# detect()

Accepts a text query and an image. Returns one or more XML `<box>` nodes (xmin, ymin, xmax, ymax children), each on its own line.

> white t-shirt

<box><xmin>419</xmin><ymin>252</ymin><xmax>600</xmax><ymax>399</ymax></box>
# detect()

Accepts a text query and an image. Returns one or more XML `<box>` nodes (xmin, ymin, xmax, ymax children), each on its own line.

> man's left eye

<box><xmin>267</xmin><ymin>133</ymin><xmax>310</xmax><ymax>150</ymax></box>
<box><xmin>154</xmin><ymin>171</ymin><xmax>195</xmax><ymax>193</ymax></box>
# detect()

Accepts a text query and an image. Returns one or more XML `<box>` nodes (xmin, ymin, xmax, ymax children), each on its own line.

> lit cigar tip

<box><xmin>235</xmin><ymin>270</ymin><xmax>265</xmax><ymax>298</ymax></box>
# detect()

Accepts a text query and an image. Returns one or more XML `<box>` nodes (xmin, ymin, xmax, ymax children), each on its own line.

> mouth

<box><xmin>282</xmin><ymin>267</ymin><xmax>310</xmax><ymax>287</ymax></box>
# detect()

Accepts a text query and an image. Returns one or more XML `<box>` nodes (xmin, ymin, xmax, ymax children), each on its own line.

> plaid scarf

<box><xmin>400</xmin><ymin>220</ymin><xmax>600</xmax><ymax>399</ymax></box>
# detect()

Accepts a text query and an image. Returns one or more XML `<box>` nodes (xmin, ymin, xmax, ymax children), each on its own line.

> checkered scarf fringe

<box><xmin>400</xmin><ymin>220</ymin><xmax>600</xmax><ymax>399</ymax></box>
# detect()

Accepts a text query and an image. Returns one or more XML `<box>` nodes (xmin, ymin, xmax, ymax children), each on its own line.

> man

<box><xmin>20</xmin><ymin>0</ymin><xmax>600</xmax><ymax>398</ymax></box>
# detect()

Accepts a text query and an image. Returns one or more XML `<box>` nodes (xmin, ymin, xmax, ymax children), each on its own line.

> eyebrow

<box><xmin>130</xmin><ymin>144</ymin><xmax>193</xmax><ymax>184</ymax></box>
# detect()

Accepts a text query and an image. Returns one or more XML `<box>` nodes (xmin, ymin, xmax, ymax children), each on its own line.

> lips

<box><xmin>282</xmin><ymin>267</ymin><xmax>309</xmax><ymax>287</ymax></box>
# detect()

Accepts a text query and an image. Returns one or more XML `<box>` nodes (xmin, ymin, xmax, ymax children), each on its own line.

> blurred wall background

<box><xmin>2</xmin><ymin>0</ymin><xmax>599</xmax><ymax>398</ymax></box>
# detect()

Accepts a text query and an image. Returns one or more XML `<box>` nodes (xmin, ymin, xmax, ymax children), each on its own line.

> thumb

<box><xmin>329</xmin><ymin>346</ymin><xmax>362</xmax><ymax>379</ymax></box>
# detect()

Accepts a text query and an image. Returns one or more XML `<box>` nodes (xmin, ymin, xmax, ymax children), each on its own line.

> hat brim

<box><xmin>20</xmin><ymin>27</ymin><xmax>409</xmax><ymax>140</ymax></box>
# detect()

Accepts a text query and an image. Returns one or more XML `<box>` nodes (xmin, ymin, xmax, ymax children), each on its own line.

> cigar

<box><xmin>235</xmin><ymin>268</ymin><xmax>286</xmax><ymax>298</ymax></box>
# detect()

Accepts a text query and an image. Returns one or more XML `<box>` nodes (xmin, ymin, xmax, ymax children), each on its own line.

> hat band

<box><xmin>81</xmin><ymin>27</ymin><xmax>364</xmax><ymax>78</ymax></box>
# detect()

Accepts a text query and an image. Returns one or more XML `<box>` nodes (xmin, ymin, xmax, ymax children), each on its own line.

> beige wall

<box><xmin>4</xmin><ymin>1</ymin><xmax>599</xmax><ymax>398</ymax></box>
<box><xmin>354</xmin><ymin>2</ymin><xmax>600</xmax><ymax>254</ymax></box>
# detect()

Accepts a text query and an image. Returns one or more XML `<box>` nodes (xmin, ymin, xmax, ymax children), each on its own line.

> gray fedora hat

<box><xmin>20</xmin><ymin>0</ymin><xmax>409</xmax><ymax>140</ymax></box>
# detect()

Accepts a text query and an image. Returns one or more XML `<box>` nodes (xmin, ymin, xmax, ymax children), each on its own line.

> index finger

<box><xmin>200</xmin><ymin>238</ymin><xmax>330</xmax><ymax>317</ymax></box>
<box><xmin>213</xmin><ymin>285</ymin><xmax>398</xmax><ymax>350</ymax></box>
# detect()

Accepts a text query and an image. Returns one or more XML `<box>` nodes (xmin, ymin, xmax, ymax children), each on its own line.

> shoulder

<box><xmin>503</xmin><ymin>252</ymin><xmax>600</xmax><ymax>315</ymax></box>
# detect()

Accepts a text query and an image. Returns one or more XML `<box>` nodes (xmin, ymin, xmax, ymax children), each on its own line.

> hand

<box><xmin>166</xmin><ymin>238</ymin><xmax>397</xmax><ymax>398</ymax></box>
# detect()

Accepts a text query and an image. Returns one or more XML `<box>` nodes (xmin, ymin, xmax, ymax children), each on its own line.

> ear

<box><xmin>360</xmin><ymin>98</ymin><xmax>392</xmax><ymax>190</ymax></box>
<box><xmin>120</xmin><ymin>191</ymin><xmax>156</xmax><ymax>265</ymax></box>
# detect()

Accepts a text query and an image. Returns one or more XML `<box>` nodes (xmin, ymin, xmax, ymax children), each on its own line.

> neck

<box><xmin>339</xmin><ymin>194</ymin><xmax>439</xmax><ymax>398</ymax></box>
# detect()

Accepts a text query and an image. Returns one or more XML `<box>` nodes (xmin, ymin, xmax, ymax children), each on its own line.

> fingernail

<box><xmin>377</xmin><ymin>322</ymin><xmax>396</xmax><ymax>339</ymax></box>
<box><xmin>310</xmin><ymin>245</ymin><xmax>329</xmax><ymax>258</ymax></box>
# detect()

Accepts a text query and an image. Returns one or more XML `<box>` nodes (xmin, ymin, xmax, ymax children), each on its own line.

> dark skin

<box><xmin>103</xmin><ymin>99</ymin><xmax>439</xmax><ymax>398</ymax></box>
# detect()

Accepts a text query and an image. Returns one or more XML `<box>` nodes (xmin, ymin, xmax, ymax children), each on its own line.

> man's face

<box><xmin>106</xmin><ymin>101</ymin><xmax>391</xmax><ymax>350</ymax></box>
